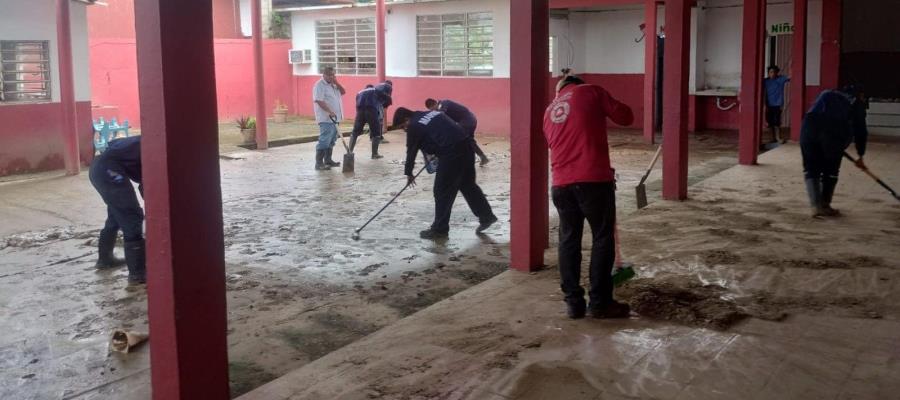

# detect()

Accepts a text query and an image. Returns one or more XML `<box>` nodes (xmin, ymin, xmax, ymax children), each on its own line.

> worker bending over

<box><xmin>350</xmin><ymin>82</ymin><xmax>392</xmax><ymax>159</ymax></box>
<box><xmin>89</xmin><ymin>136</ymin><xmax>146</xmax><ymax>288</ymax></box>
<box><xmin>800</xmin><ymin>85</ymin><xmax>868</xmax><ymax>218</ymax></box>
<box><xmin>543</xmin><ymin>74</ymin><xmax>634</xmax><ymax>319</ymax></box>
<box><xmin>392</xmin><ymin>107</ymin><xmax>498</xmax><ymax>240</ymax></box>
<box><xmin>425</xmin><ymin>98</ymin><xmax>489</xmax><ymax>165</ymax></box>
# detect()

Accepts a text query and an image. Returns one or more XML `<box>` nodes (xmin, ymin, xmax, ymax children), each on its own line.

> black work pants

<box><xmin>800</xmin><ymin>113</ymin><xmax>844</xmax><ymax>181</ymax></box>
<box><xmin>551</xmin><ymin>182</ymin><xmax>616</xmax><ymax>306</ymax></box>
<box><xmin>89</xmin><ymin>164</ymin><xmax>144</xmax><ymax>243</ymax></box>
<box><xmin>352</xmin><ymin>108</ymin><xmax>382</xmax><ymax>140</ymax></box>
<box><xmin>431</xmin><ymin>142</ymin><xmax>495</xmax><ymax>233</ymax></box>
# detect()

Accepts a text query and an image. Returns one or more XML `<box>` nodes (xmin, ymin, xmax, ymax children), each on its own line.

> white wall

<box><xmin>240</xmin><ymin>0</ymin><xmax>251</xmax><ymax>37</ymax></box>
<box><xmin>579</xmin><ymin>8</ymin><xmax>646</xmax><ymax>74</ymax></box>
<box><xmin>0</xmin><ymin>0</ymin><xmax>91</xmax><ymax>103</ymax></box>
<box><xmin>290</xmin><ymin>0</ymin><xmax>510</xmax><ymax>77</ymax></box>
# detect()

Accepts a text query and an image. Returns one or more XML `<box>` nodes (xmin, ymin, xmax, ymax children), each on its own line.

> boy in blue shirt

<box><xmin>764</xmin><ymin>65</ymin><xmax>790</xmax><ymax>143</ymax></box>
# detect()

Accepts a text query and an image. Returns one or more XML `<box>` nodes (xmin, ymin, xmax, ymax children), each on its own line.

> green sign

<box><xmin>770</xmin><ymin>22</ymin><xmax>794</xmax><ymax>35</ymax></box>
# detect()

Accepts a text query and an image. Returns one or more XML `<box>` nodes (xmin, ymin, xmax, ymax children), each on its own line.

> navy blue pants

<box><xmin>352</xmin><ymin>108</ymin><xmax>382</xmax><ymax>140</ymax></box>
<box><xmin>431</xmin><ymin>141</ymin><xmax>495</xmax><ymax>233</ymax></box>
<box><xmin>800</xmin><ymin>113</ymin><xmax>845</xmax><ymax>181</ymax></box>
<box><xmin>551</xmin><ymin>182</ymin><xmax>616</xmax><ymax>307</ymax></box>
<box><xmin>89</xmin><ymin>164</ymin><xmax>144</xmax><ymax>243</ymax></box>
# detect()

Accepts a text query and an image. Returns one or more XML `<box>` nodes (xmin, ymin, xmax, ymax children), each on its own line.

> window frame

<box><xmin>0</xmin><ymin>40</ymin><xmax>52</xmax><ymax>103</ymax></box>
<box><xmin>315</xmin><ymin>17</ymin><xmax>377</xmax><ymax>76</ymax></box>
<box><xmin>416</xmin><ymin>12</ymin><xmax>494</xmax><ymax>77</ymax></box>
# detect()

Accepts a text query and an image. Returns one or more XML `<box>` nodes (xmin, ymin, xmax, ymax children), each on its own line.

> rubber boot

<box><xmin>804</xmin><ymin>178</ymin><xmax>825</xmax><ymax>218</ymax></box>
<box><xmin>315</xmin><ymin>150</ymin><xmax>330</xmax><ymax>170</ymax></box>
<box><xmin>325</xmin><ymin>148</ymin><xmax>341</xmax><ymax>167</ymax></box>
<box><xmin>820</xmin><ymin>176</ymin><xmax>841</xmax><ymax>217</ymax></box>
<box><xmin>124</xmin><ymin>239</ymin><xmax>146</xmax><ymax>286</ymax></box>
<box><xmin>371</xmin><ymin>138</ymin><xmax>383</xmax><ymax>159</ymax></box>
<box><xmin>95</xmin><ymin>229</ymin><xmax>125</xmax><ymax>269</ymax></box>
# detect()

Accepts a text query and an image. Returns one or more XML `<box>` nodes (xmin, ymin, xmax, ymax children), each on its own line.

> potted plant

<box><xmin>237</xmin><ymin>116</ymin><xmax>256</xmax><ymax>144</ymax></box>
<box><xmin>273</xmin><ymin>99</ymin><xmax>288</xmax><ymax>123</ymax></box>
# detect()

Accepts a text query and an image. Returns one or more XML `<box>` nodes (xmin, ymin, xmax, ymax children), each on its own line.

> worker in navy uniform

<box><xmin>374</xmin><ymin>80</ymin><xmax>393</xmax><ymax>144</ymax></box>
<box><xmin>89</xmin><ymin>136</ymin><xmax>146</xmax><ymax>287</ymax></box>
<box><xmin>800</xmin><ymin>85</ymin><xmax>868</xmax><ymax>218</ymax></box>
<box><xmin>350</xmin><ymin>81</ymin><xmax>392</xmax><ymax>159</ymax></box>
<box><xmin>392</xmin><ymin>107</ymin><xmax>499</xmax><ymax>239</ymax></box>
<box><xmin>425</xmin><ymin>98</ymin><xmax>489</xmax><ymax>166</ymax></box>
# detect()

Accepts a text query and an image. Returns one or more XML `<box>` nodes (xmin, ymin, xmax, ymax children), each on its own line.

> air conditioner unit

<box><xmin>289</xmin><ymin>49</ymin><xmax>312</xmax><ymax>64</ymax></box>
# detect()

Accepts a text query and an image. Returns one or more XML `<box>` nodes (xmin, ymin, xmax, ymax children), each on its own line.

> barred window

<box><xmin>316</xmin><ymin>18</ymin><xmax>376</xmax><ymax>75</ymax></box>
<box><xmin>0</xmin><ymin>41</ymin><xmax>51</xmax><ymax>102</ymax></box>
<box><xmin>416</xmin><ymin>12</ymin><xmax>493</xmax><ymax>77</ymax></box>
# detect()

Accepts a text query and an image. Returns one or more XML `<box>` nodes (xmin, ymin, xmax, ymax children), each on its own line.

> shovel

<box><xmin>332</xmin><ymin>116</ymin><xmax>354</xmax><ymax>173</ymax></box>
<box><xmin>844</xmin><ymin>152</ymin><xmax>900</xmax><ymax>201</ymax></box>
<box><xmin>635</xmin><ymin>145</ymin><xmax>663</xmax><ymax>209</ymax></box>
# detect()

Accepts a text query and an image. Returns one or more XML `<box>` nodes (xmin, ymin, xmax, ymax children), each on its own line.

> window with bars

<box><xmin>0</xmin><ymin>41</ymin><xmax>51</xmax><ymax>102</ymax></box>
<box><xmin>315</xmin><ymin>18</ymin><xmax>376</xmax><ymax>75</ymax></box>
<box><xmin>416</xmin><ymin>12</ymin><xmax>493</xmax><ymax>77</ymax></box>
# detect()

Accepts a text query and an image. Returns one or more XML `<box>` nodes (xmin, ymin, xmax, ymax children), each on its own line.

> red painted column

<box><xmin>661</xmin><ymin>0</ymin><xmax>691</xmax><ymax>201</ymax></box>
<box><xmin>252</xmin><ymin>0</ymin><xmax>268</xmax><ymax>149</ymax></box>
<box><xmin>642</xmin><ymin>0</ymin><xmax>657</xmax><ymax>144</ymax></box>
<box><xmin>510</xmin><ymin>0</ymin><xmax>549</xmax><ymax>272</ymax></box>
<box><xmin>56</xmin><ymin>0</ymin><xmax>80</xmax><ymax>175</ymax></box>
<box><xmin>134</xmin><ymin>1</ymin><xmax>229</xmax><ymax>399</ymax></box>
<box><xmin>376</xmin><ymin>0</ymin><xmax>387</xmax><ymax>82</ymax></box>
<box><xmin>790</xmin><ymin>0</ymin><xmax>808</xmax><ymax>141</ymax></box>
<box><xmin>820</xmin><ymin>0</ymin><xmax>841</xmax><ymax>89</ymax></box>
<box><xmin>738</xmin><ymin>0</ymin><xmax>764</xmax><ymax>165</ymax></box>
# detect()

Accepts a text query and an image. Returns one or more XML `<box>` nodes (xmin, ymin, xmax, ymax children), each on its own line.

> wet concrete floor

<box><xmin>1</xmin><ymin>130</ymin><xmax>741</xmax><ymax>399</ymax></box>
<box><xmin>241</xmin><ymin>139</ymin><xmax>900</xmax><ymax>400</ymax></box>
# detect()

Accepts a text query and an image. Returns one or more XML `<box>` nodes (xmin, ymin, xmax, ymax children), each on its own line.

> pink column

<box><xmin>510</xmin><ymin>0</ymin><xmax>549</xmax><ymax>272</ymax></box>
<box><xmin>738</xmin><ymin>0</ymin><xmax>765</xmax><ymax>165</ymax></box>
<box><xmin>661</xmin><ymin>0</ymin><xmax>691</xmax><ymax>201</ymax></box>
<box><xmin>642</xmin><ymin>0</ymin><xmax>658</xmax><ymax>144</ymax></box>
<box><xmin>820</xmin><ymin>0</ymin><xmax>841</xmax><ymax>89</ymax></box>
<box><xmin>134</xmin><ymin>0</ymin><xmax>229</xmax><ymax>398</ymax></box>
<box><xmin>56</xmin><ymin>0</ymin><xmax>79</xmax><ymax>175</ymax></box>
<box><xmin>790</xmin><ymin>0</ymin><xmax>808</xmax><ymax>140</ymax></box>
<box><xmin>376</xmin><ymin>0</ymin><xmax>387</xmax><ymax>82</ymax></box>
<box><xmin>252</xmin><ymin>0</ymin><xmax>268</xmax><ymax>150</ymax></box>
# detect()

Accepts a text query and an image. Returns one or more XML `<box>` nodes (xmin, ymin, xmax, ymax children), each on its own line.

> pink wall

<box><xmin>293</xmin><ymin>76</ymin><xmax>513</xmax><ymax>136</ymax></box>
<box><xmin>0</xmin><ymin>102</ymin><xmax>94</xmax><ymax>176</ymax></box>
<box><xmin>90</xmin><ymin>39</ymin><xmax>295</xmax><ymax>128</ymax></box>
<box><xmin>87</xmin><ymin>0</ymin><xmax>241</xmax><ymax>39</ymax></box>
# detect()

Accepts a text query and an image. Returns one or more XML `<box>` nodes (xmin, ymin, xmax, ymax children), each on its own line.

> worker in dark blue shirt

<box><xmin>800</xmin><ymin>85</ymin><xmax>868</xmax><ymax>218</ymax></box>
<box><xmin>88</xmin><ymin>135</ymin><xmax>146</xmax><ymax>287</ymax></box>
<box><xmin>350</xmin><ymin>81</ymin><xmax>392</xmax><ymax>159</ymax></box>
<box><xmin>392</xmin><ymin>107</ymin><xmax>498</xmax><ymax>239</ymax></box>
<box><xmin>764</xmin><ymin>65</ymin><xmax>790</xmax><ymax>144</ymax></box>
<box><xmin>425</xmin><ymin>98</ymin><xmax>489</xmax><ymax>165</ymax></box>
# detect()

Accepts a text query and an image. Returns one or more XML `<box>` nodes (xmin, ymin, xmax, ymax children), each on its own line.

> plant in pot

<box><xmin>273</xmin><ymin>99</ymin><xmax>288</xmax><ymax>123</ymax></box>
<box><xmin>237</xmin><ymin>116</ymin><xmax>256</xmax><ymax>144</ymax></box>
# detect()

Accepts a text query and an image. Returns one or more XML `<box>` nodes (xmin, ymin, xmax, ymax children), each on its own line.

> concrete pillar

<box><xmin>738</xmin><ymin>0</ymin><xmax>765</xmax><ymax>165</ymax></box>
<box><xmin>643</xmin><ymin>0</ymin><xmax>658</xmax><ymax>144</ymax></box>
<box><xmin>661</xmin><ymin>0</ymin><xmax>691</xmax><ymax>200</ymax></box>
<box><xmin>510</xmin><ymin>0</ymin><xmax>549</xmax><ymax>272</ymax></box>
<box><xmin>252</xmin><ymin>0</ymin><xmax>268</xmax><ymax>149</ymax></box>
<box><xmin>376</xmin><ymin>0</ymin><xmax>387</xmax><ymax>82</ymax></box>
<box><xmin>56</xmin><ymin>0</ymin><xmax>79</xmax><ymax>175</ymax></box>
<box><xmin>790</xmin><ymin>0</ymin><xmax>808</xmax><ymax>140</ymax></box>
<box><xmin>820</xmin><ymin>0</ymin><xmax>841</xmax><ymax>89</ymax></box>
<box><xmin>134</xmin><ymin>1</ymin><xmax>230</xmax><ymax>398</ymax></box>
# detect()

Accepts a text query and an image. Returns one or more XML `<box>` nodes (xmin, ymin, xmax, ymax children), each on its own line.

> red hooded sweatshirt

<box><xmin>543</xmin><ymin>83</ymin><xmax>634</xmax><ymax>187</ymax></box>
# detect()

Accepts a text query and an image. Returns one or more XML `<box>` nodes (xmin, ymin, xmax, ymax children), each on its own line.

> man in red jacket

<box><xmin>543</xmin><ymin>74</ymin><xmax>634</xmax><ymax>319</ymax></box>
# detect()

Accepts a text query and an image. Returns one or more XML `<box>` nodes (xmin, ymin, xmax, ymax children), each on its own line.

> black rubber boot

<box><xmin>566</xmin><ymin>298</ymin><xmax>586</xmax><ymax>319</ymax></box>
<box><xmin>820</xmin><ymin>176</ymin><xmax>841</xmax><ymax>216</ymax></box>
<box><xmin>325</xmin><ymin>148</ymin><xmax>341</xmax><ymax>167</ymax></box>
<box><xmin>95</xmin><ymin>229</ymin><xmax>125</xmax><ymax>269</ymax></box>
<box><xmin>419</xmin><ymin>229</ymin><xmax>448</xmax><ymax>240</ymax></box>
<box><xmin>805</xmin><ymin>178</ymin><xmax>825</xmax><ymax>217</ymax></box>
<box><xmin>371</xmin><ymin>139</ymin><xmax>383</xmax><ymax>159</ymax></box>
<box><xmin>315</xmin><ymin>150</ymin><xmax>330</xmax><ymax>170</ymax></box>
<box><xmin>124</xmin><ymin>239</ymin><xmax>146</xmax><ymax>286</ymax></box>
<box><xmin>590</xmin><ymin>300</ymin><xmax>631</xmax><ymax>319</ymax></box>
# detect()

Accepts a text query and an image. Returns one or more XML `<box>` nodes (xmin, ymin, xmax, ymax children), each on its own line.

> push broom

<box><xmin>844</xmin><ymin>152</ymin><xmax>900</xmax><ymax>202</ymax></box>
<box><xmin>351</xmin><ymin>165</ymin><xmax>428</xmax><ymax>240</ymax></box>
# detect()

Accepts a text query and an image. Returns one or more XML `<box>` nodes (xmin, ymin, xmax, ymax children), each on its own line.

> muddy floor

<box><xmin>0</xmin><ymin>130</ymin><xmax>743</xmax><ymax>399</ymax></box>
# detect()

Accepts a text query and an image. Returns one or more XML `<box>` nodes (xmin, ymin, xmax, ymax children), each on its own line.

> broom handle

<box><xmin>843</xmin><ymin>152</ymin><xmax>900</xmax><ymax>199</ymax></box>
<box><xmin>356</xmin><ymin>166</ymin><xmax>428</xmax><ymax>233</ymax></box>
<box><xmin>331</xmin><ymin>116</ymin><xmax>351</xmax><ymax>153</ymax></box>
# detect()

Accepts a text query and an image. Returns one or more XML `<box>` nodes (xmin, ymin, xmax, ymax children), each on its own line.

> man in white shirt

<box><xmin>313</xmin><ymin>66</ymin><xmax>346</xmax><ymax>170</ymax></box>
